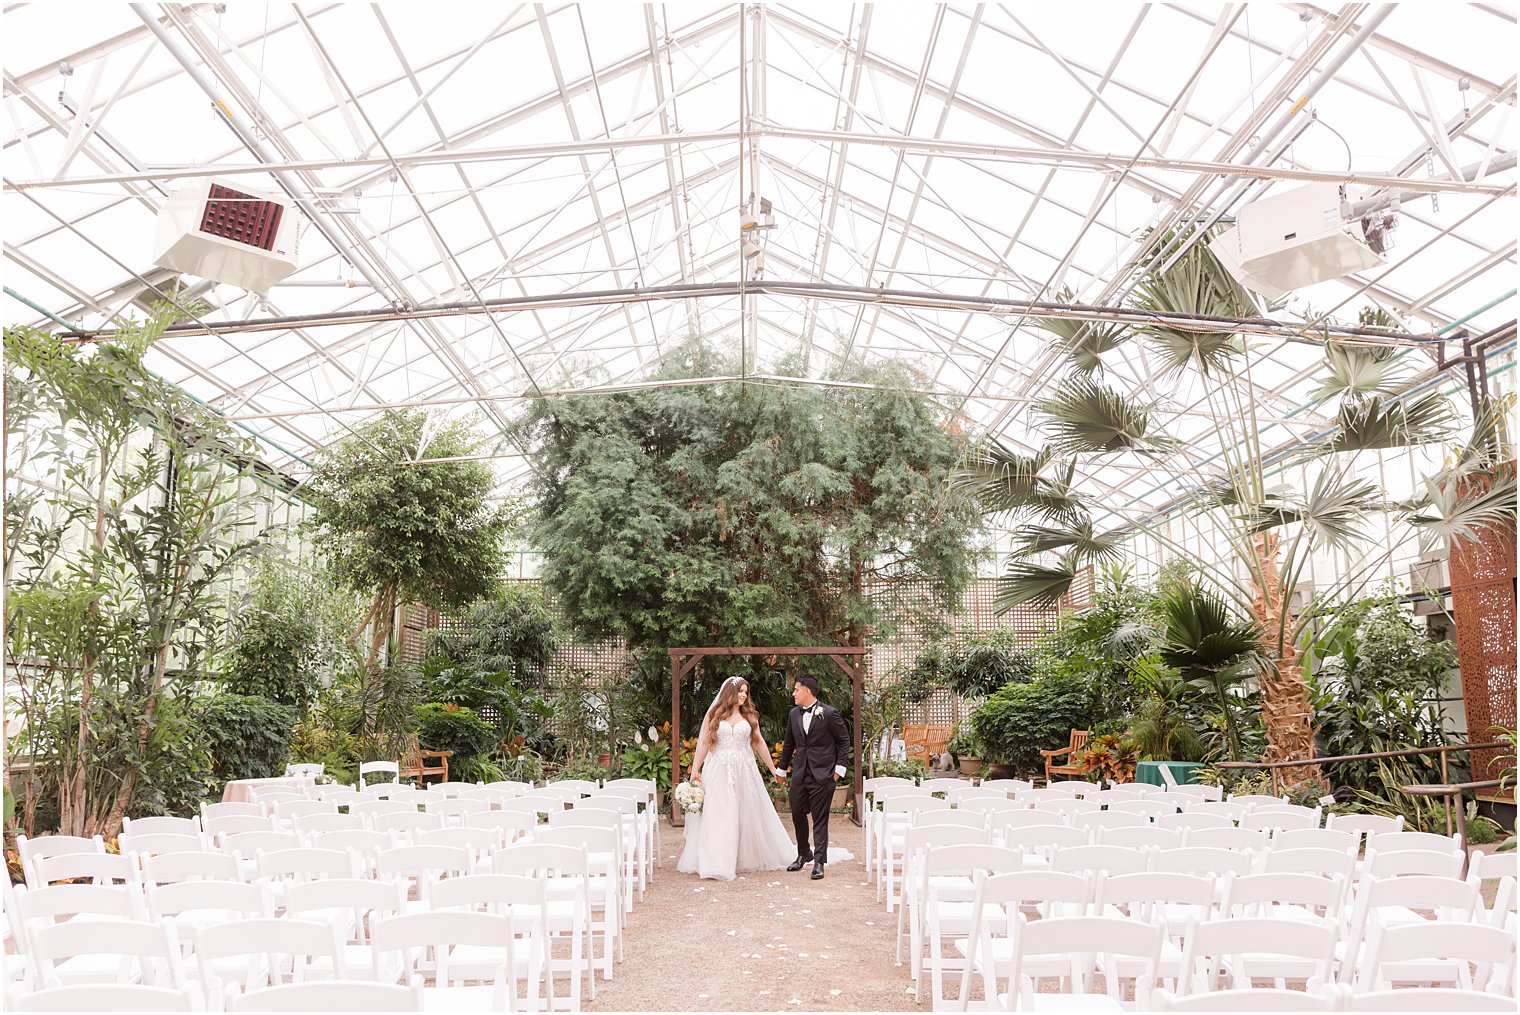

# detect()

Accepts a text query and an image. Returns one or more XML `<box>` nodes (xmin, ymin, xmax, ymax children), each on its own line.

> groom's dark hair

<box><xmin>794</xmin><ymin>674</ymin><xmax>821</xmax><ymax>697</ymax></box>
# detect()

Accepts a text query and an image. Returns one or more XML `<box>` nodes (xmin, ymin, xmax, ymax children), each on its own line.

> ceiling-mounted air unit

<box><xmin>1210</xmin><ymin>183</ymin><xmax>1386</xmax><ymax>301</ymax></box>
<box><xmin>152</xmin><ymin>178</ymin><xmax>299</xmax><ymax>293</ymax></box>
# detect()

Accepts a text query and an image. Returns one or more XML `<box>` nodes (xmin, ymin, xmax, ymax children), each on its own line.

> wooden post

<box><xmin>670</xmin><ymin>654</ymin><xmax>683</xmax><ymax>827</ymax></box>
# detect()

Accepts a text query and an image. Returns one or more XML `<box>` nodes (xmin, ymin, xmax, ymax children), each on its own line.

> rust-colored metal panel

<box><xmin>1448</xmin><ymin>464</ymin><xmax>1517</xmax><ymax>788</ymax></box>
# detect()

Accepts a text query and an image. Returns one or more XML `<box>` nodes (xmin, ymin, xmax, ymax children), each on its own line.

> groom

<box><xmin>775</xmin><ymin>674</ymin><xmax>850</xmax><ymax>880</ymax></box>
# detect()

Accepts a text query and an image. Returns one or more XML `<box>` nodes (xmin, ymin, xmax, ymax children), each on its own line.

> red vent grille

<box><xmin>199</xmin><ymin>184</ymin><xmax>284</xmax><ymax>251</ymax></box>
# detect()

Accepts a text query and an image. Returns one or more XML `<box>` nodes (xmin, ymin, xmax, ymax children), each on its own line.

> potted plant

<box><xmin>948</xmin><ymin>726</ymin><xmax>984</xmax><ymax>778</ymax></box>
<box><xmin>1079</xmin><ymin>733</ymin><xmax>1140</xmax><ymax>784</ymax></box>
<box><xmin>832</xmin><ymin>770</ymin><xmax>854</xmax><ymax>810</ymax></box>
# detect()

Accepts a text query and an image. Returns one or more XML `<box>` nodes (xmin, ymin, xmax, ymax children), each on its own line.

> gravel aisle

<box><xmin>585</xmin><ymin>817</ymin><xmax>921</xmax><ymax>1013</ymax></box>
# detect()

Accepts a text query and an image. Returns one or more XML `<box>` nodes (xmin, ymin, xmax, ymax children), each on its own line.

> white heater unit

<box><xmin>1210</xmin><ymin>182</ymin><xmax>1385</xmax><ymax>301</ymax></box>
<box><xmin>152</xmin><ymin>178</ymin><xmax>298</xmax><ymax>292</ymax></box>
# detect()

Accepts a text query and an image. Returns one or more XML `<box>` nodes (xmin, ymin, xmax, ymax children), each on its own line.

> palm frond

<box><xmin>1010</xmin><ymin>520</ymin><xmax>1131</xmax><ymax>564</ymax></box>
<box><xmin>1404</xmin><ymin>469</ymin><xmax>1518</xmax><ymax>549</ymax></box>
<box><xmin>1158</xmin><ymin>582</ymin><xmax>1263</xmax><ymax>672</ymax></box>
<box><xmin>1037</xmin><ymin>294</ymin><xmax>1130</xmax><ymax>374</ymax></box>
<box><xmin>1316</xmin><ymin>392</ymin><xmax>1456</xmax><ymax>455</ymax></box>
<box><xmin>993</xmin><ymin>556</ymin><xmax>1077</xmax><ymax>613</ymax></box>
<box><xmin>1036</xmin><ymin>375</ymin><xmax>1176</xmax><ymax>457</ymax></box>
<box><xmin>951</xmin><ymin>442</ymin><xmax>1088</xmax><ymax>521</ymax></box>
<box><xmin>1132</xmin><ymin>240</ymin><xmax>1253</xmax><ymax>376</ymax></box>
<box><xmin>1313</xmin><ymin>343</ymin><xmax>1408</xmax><ymax>402</ymax></box>
<box><xmin>1240</xmin><ymin>473</ymin><xmax>1381</xmax><ymax>552</ymax></box>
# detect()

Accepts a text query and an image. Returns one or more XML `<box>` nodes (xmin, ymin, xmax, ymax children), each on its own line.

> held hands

<box><xmin>774</xmin><ymin>769</ymin><xmax>787</xmax><ymax>784</ymax></box>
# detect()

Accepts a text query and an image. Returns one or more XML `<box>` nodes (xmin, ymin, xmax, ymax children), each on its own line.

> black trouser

<box><xmin>790</xmin><ymin>770</ymin><xmax>833</xmax><ymax>861</ymax></box>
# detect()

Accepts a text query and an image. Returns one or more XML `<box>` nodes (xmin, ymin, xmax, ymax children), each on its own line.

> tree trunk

<box><xmin>1249</xmin><ymin>533</ymin><xmax>1323</xmax><ymax>791</ymax></box>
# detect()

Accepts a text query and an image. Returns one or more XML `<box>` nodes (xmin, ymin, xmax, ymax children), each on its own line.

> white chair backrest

<box><xmin>30</xmin><ymin>918</ymin><xmax>185</xmax><ymax>988</ymax></box>
<box><xmin>1046</xmin><ymin>780</ymin><xmax>1100</xmax><ymax>797</ymax></box>
<box><xmin>1153</xmin><ymin>847</ymin><xmax>1255</xmax><ymax>878</ymax></box>
<box><xmin>256</xmin><ymin>846</ymin><xmax>357</xmax><ymax>882</ymax></box>
<box><xmin>1095</xmin><ymin>870</ymin><xmax>1215</xmax><ymax>924</ymax></box>
<box><xmin>196</xmin><ymin>917</ymin><xmax>344</xmax><ymax>989</ymax></box>
<box><xmin>1011</xmin><ymin>915</ymin><xmax>1163</xmax><ymax>1005</ymax></box>
<box><xmin>371</xmin><ymin>811</ymin><xmax>446</xmax><ymax>837</ymax></box>
<box><xmin>1242</xmin><ymin>808</ymin><xmax>1319</xmax><ymax>832</ymax></box>
<box><xmin>1324</xmin><ymin>812</ymin><xmax>1404</xmax><ymax>836</ymax></box>
<box><xmin>1365</xmin><ymin>848</ymin><xmax>1463</xmax><ymax>879</ymax></box>
<box><xmin>1274</xmin><ymin>828</ymin><xmax>1360</xmax><ymax>853</ymax></box>
<box><xmin>922</xmin><ymin>778</ymin><xmax>965</xmax><ymax>793</ymax></box>
<box><xmin>120</xmin><ymin>815</ymin><xmax>201</xmax><ymax>837</ymax></box>
<box><xmin>906</xmin><ymin>824</ymin><xmax>991</xmax><ymax>856</ymax></box>
<box><xmin>975</xmin><ymin>868</ymin><xmax>1093</xmax><ymax>912</ymax></box>
<box><xmin>375</xmin><ymin>844</ymin><xmax>472</xmax><ymax>900</ymax></box>
<box><xmin>1188</xmin><ymin>801</ymin><xmax>1250</xmax><ymax>822</ymax></box>
<box><xmin>1468</xmin><ymin>850</ymin><xmax>1518</xmax><ymax>882</ymax></box>
<box><xmin>978</xmin><ymin>778</ymin><xmax>1032</xmax><ymax>795</ymax></box>
<box><xmin>1227</xmin><ymin>794</ymin><xmax>1288</xmax><ymax>809</ymax></box>
<box><xmin>293</xmin><ymin>811</ymin><xmax>365</xmax><ymax>835</ymax></box>
<box><xmin>415</xmin><ymin>825</ymin><xmax>505</xmax><ymax>857</ymax></box>
<box><xmin>462</xmin><ymin>810</ymin><xmax>538</xmax><ymax>842</ymax></box>
<box><xmin>218</xmin><ymin>830</ymin><xmax>299</xmax><ymax>857</ymax></box>
<box><xmin>14</xmin><ymin>882</ymin><xmax>143</xmax><ymax>925</ymax></box>
<box><xmin>424</xmin><ymin>781</ymin><xmax>469</xmax><ymax>798</ymax></box>
<box><xmin>1050</xmin><ymin>844</ymin><xmax>1149</xmax><ymax>877</ymax></box>
<box><xmin>1035</xmin><ymin>798</ymin><xmax>1099</xmax><ymax>819</ymax></box>
<box><xmin>200</xmin><ymin>802</ymin><xmax>262</xmax><ymax>822</ymax></box>
<box><xmin>990</xmin><ymin>811</ymin><xmax>1069</xmax><ymax>838</ymax></box>
<box><xmin>1108</xmin><ymin>798</ymin><xmax>1178</xmax><ymax>820</ymax></box>
<box><xmin>1156</xmin><ymin>811</ymin><xmax>1235</xmax><ymax>833</ymax></box>
<box><xmin>548</xmin><ymin>779</ymin><xmax>600</xmax><ymax>797</ymax></box>
<box><xmin>273</xmin><ymin>800</ymin><xmax>334</xmax><ymax>820</ymax></box>
<box><xmin>1166</xmin><ymin>784</ymin><xmax>1224</xmax><ymax>803</ymax></box>
<box><xmin>284</xmin><ymin>877</ymin><xmax>405</xmax><ymax>939</ymax></box>
<box><xmin>16</xmin><ymin>834</ymin><xmax>104</xmax><ymax>887</ymax></box>
<box><xmin>249</xmin><ymin>790</ymin><xmax>305</xmax><ymax>807</ymax></box>
<box><xmin>1100</xmin><ymin>784</ymin><xmax>1154</xmax><ymax>798</ymax></box>
<box><xmin>1017</xmin><ymin>788</ymin><xmax>1070</xmax><ymax>806</ymax></box>
<box><xmin>12</xmin><ymin>984</ymin><xmax>199</xmax><ymax>1012</ymax></box>
<box><xmin>916</xmin><ymin>808</ymin><xmax>985</xmax><ymax>829</ymax></box>
<box><xmin>947</xmin><ymin>788</ymin><xmax>1009</xmax><ymax>805</ymax></box>
<box><xmin>119</xmin><ymin>831</ymin><xmax>205</xmax><ymax>857</ymax></box>
<box><xmin>315</xmin><ymin>789</ymin><xmax>369</xmax><ymax>809</ymax></box>
<box><xmin>428</xmin><ymin>871</ymin><xmax>547</xmax><ymax>914</ymax></box>
<box><xmin>311</xmin><ymin>829</ymin><xmax>395</xmax><ymax>857</ymax></box>
<box><xmin>148</xmin><ymin>879</ymin><xmax>268</xmax><ymax>921</ymax></box>
<box><xmin>1261</xmin><ymin>846</ymin><xmax>1356</xmax><ymax>881</ymax></box>
<box><xmin>203</xmin><ymin>814</ymin><xmax>274</xmax><ymax>838</ymax></box>
<box><xmin>350</xmin><ymin>799</ymin><xmax>416</xmax><ymax>819</ymax></box>
<box><xmin>1368</xmin><ymin>829</ymin><xmax>1461</xmax><ymax>854</ymax></box>
<box><xmin>1220</xmin><ymin>871</ymin><xmax>1345</xmax><ymax>921</ymax></box>
<box><xmin>1074</xmin><ymin>811</ymin><xmax>1147</xmax><ymax>835</ymax></box>
<box><xmin>1149</xmin><ymin>986</ymin><xmax>1337</xmax><ymax>1011</ymax></box>
<box><xmin>1099</xmin><ymin>825</ymin><xmax>1183</xmax><ymax>851</ymax></box>
<box><xmin>1186</xmin><ymin>826</ymin><xmax>1270</xmax><ymax>852</ymax></box>
<box><xmin>358</xmin><ymin>761</ymin><xmax>401</xmax><ymax>786</ymax></box>
<box><xmin>370</xmin><ymin>911</ymin><xmax>514</xmax><ymax>989</ymax></box>
<box><xmin>1342</xmin><ymin>988</ymin><xmax>1517</xmax><ymax>1012</ymax></box>
<box><xmin>958</xmin><ymin>798</ymin><xmax>1023</xmax><ymax>818</ymax></box>
<box><xmin>141</xmin><ymin>850</ymin><xmax>240</xmax><ymax>884</ymax></box>
<box><xmin>230</xmin><ymin>981</ymin><xmax>423</xmax><ymax>1012</ymax></box>
<box><xmin>1004</xmin><ymin>825</ymin><xmax>1091</xmax><ymax>856</ymax></box>
<box><xmin>489</xmin><ymin>841</ymin><xmax>587</xmax><ymax>879</ymax></box>
<box><xmin>32</xmin><ymin>852</ymin><xmax>138</xmax><ymax>887</ymax></box>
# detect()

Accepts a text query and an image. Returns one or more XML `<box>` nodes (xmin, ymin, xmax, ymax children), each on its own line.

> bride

<box><xmin>677</xmin><ymin>676</ymin><xmax>796</xmax><ymax>880</ymax></box>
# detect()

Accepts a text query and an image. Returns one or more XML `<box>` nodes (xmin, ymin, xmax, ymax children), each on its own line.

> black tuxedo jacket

<box><xmin>778</xmin><ymin>702</ymin><xmax>851</xmax><ymax>784</ymax></box>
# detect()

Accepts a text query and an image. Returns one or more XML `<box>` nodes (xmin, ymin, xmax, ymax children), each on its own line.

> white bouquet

<box><xmin>673</xmin><ymin>779</ymin><xmax>704</xmax><ymax>814</ymax></box>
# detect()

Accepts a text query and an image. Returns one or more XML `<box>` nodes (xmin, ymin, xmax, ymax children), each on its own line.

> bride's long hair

<box><xmin>703</xmin><ymin>677</ymin><xmax>760</xmax><ymax>743</ymax></box>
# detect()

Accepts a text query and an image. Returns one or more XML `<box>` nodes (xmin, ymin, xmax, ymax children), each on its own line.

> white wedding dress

<box><xmin>677</xmin><ymin>718</ymin><xmax>796</xmax><ymax>881</ymax></box>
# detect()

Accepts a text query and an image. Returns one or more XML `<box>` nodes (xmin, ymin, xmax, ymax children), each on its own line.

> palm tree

<box><xmin>1156</xmin><ymin>582</ymin><xmax>1264</xmax><ymax>762</ymax></box>
<box><xmin>955</xmin><ymin>233</ymin><xmax>1507</xmax><ymax>790</ymax></box>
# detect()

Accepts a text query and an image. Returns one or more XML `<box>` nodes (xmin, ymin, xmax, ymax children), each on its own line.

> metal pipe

<box><xmin>1347</xmin><ymin>151</ymin><xmax>1520</xmax><ymax>219</ymax></box>
<box><xmin>128</xmin><ymin>3</ymin><xmax>397</xmax><ymax>302</ymax></box>
<box><xmin>56</xmin><ymin>279</ymin><xmax>1452</xmax><ymax>346</ymax></box>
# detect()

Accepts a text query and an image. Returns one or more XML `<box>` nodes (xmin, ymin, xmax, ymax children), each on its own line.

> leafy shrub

<box><xmin>869</xmin><ymin>759</ymin><xmax>927</xmax><ymax>783</ymax></box>
<box><xmin>1080</xmin><ymin>733</ymin><xmax>1139</xmax><ymax>783</ymax></box>
<box><xmin>620</xmin><ymin>727</ymin><xmax>673</xmax><ymax>792</ymax></box>
<box><xmin>552</xmin><ymin>758</ymin><xmax>609</xmax><ymax>783</ymax></box>
<box><xmin>452</xmin><ymin>753</ymin><xmax>506</xmax><ymax>784</ymax></box>
<box><xmin>429</xmin><ymin>585</ymin><xmax>559</xmax><ymax>680</ymax></box>
<box><xmin>498</xmin><ymin>749</ymin><xmax>545</xmax><ymax>784</ymax></box>
<box><xmin>971</xmin><ymin>670</ymin><xmax>1094</xmax><ymax>776</ymax></box>
<box><xmin>415</xmin><ymin>703</ymin><xmax>498</xmax><ymax>760</ymax></box>
<box><xmin>194</xmin><ymin>694</ymin><xmax>296</xmax><ymax>793</ymax></box>
<box><xmin>220</xmin><ymin>563</ymin><xmax>358</xmax><ymax>712</ymax></box>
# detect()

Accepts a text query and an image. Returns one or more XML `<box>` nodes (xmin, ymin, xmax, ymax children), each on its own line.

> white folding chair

<box><xmin>1074</xmin><ymin>810</ymin><xmax>1146</xmax><ymax>837</ymax></box>
<box><xmin>1274</xmin><ymin>828</ymin><xmax>1360</xmax><ymax>853</ymax></box>
<box><xmin>369</xmin><ymin>912</ymin><xmax>514</xmax><ymax>1010</ymax></box>
<box><xmin>12</xmin><ymin>983</ymin><xmax>201</xmax><ymax>1011</ymax></box>
<box><xmin>1338</xmin><ymin>874</ymin><xmax>1481</xmax><ymax>982</ymax></box>
<box><xmin>878</xmin><ymin>797</ymin><xmax>953</xmax><ymax>904</ymax></box>
<box><xmin>1002</xmin><ymin>825</ymin><xmax>1091</xmax><ymax>871</ymax></box>
<box><xmin>374</xmin><ymin>844</ymin><xmax>472</xmax><ymax>909</ymax></box>
<box><xmin>895</xmin><ymin>825</ymin><xmax>993</xmax><ymax>967</ymax></box>
<box><xmin>1364</xmin><ymin>847</ymin><xmax>1464</xmax><ymax>879</ymax></box>
<box><xmin>229</xmin><ymin>980</ymin><xmax>421</xmax><ymax>1012</ymax></box>
<box><xmin>1242</xmin><ymin>806</ymin><xmax>1321</xmax><ymax>833</ymax></box>
<box><xmin>1046</xmin><ymin>779</ymin><xmax>1100</xmax><ymax>797</ymax></box>
<box><xmin>571</xmin><ymin>796</ymin><xmax>647</xmax><ymax>902</ymax></box>
<box><xmin>423</xmin><ymin>797</ymin><xmax>490</xmax><ymax>825</ymax></box>
<box><xmin>15</xmin><ymin>834</ymin><xmax>106</xmax><ymax>889</ymax></box>
<box><xmin>1358</xmin><ymin>920</ymin><xmax>1517</xmax><ymax>993</ymax></box>
<box><xmin>1035</xmin><ymin>797</ymin><xmax>1099</xmax><ymax>821</ymax></box>
<box><xmin>28</xmin><ymin>919</ymin><xmax>186</xmax><ymax>990</ymax></box>
<box><xmin>462</xmin><ymin>810</ymin><xmax>538</xmax><ymax>846</ymax></box>
<box><xmin>371</xmin><ymin>811</ymin><xmax>446</xmax><ymax>841</ymax></box>
<box><xmin>490</xmin><ymin>842</ymin><xmax>597</xmax><ymax>1007</ymax></box>
<box><xmin>599</xmin><ymin>782</ymin><xmax>660</xmax><ymax>879</ymax></box>
<box><xmin>310</xmin><ymin>830</ymin><xmax>395</xmax><ymax>875</ymax></box>
<box><xmin>536</xmin><ymin>825</ymin><xmax>624</xmax><ymax>975</ymax></box>
<box><xmin>1011</xmin><ymin>915</ymin><xmax>1162</xmax><ymax>1010</ymax></box>
<box><xmin>1175</xmin><ymin>918</ymin><xmax>1336</xmax><ymax>994</ymax></box>
<box><xmin>425</xmin><ymin>781</ymin><xmax>470</xmax><ymax>798</ymax></box>
<box><xmin>429</xmin><ymin>873</ymin><xmax>554</xmax><ymax>1011</ymax></box>
<box><xmin>1094</xmin><ymin>870</ymin><xmax>1216</xmax><ymax>983</ymax></box>
<box><xmin>1153</xmin><ymin>846</ymin><xmax>1256</xmax><ymax>881</ymax></box>
<box><xmin>1185</xmin><ymin>826</ymin><xmax>1270</xmax><ymax>852</ymax></box>
<box><xmin>204</xmin><ymin>815</ymin><xmax>276</xmax><ymax>841</ymax></box>
<box><xmin>1324</xmin><ymin>812</ymin><xmax>1404</xmax><ymax>837</ymax></box>
<box><xmin>147</xmin><ymin>879</ymin><xmax>269</xmax><ymax>952</ymax></box>
<box><xmin>201</xmin><ymin>802</ymin><xmax>263</xmax><ymax>822</ymax></box>
<box><xmin>415</xmin><ymin>825</ymin><xmax>506</xmax><ymax>868</ymax></box>
<box><xmin>1262</xmin><ymin>847</ymin><xmax>1357</xmax><ymax>887</ymax></box>
<box><xmin>952</xmin><ymin>869</ymin><xmax>1094</xmax><ymax>1009</ymax></box>
<box><xmin>1218</xmin><ymin>872</ymin><xmax>1346</xmax><ymax>936</ymax></box>
<box><xmin>989</xmin><ymin>810</ymin><xmax>1069</xmax><ymax>848</ymax></box>
<box><xmin>1015</xmin><ymin>788</ymin><xmax>1072</xmax><ymax>807</ymax></box>
<box><xmin>910</xmin><ymin>844</ymin><xmax>1022</xmax><ymax>1005</ymax></box>
<box><xmin>548</xmin><ymin>779</ymin><xmax>600</xmax><ymax>798</ymax></box>
<box><xmin>1156</xmin><ymin>811</ymin><xmax>1235</xmax><ymax>835</ymax></box>
<box><xmin>1109</xmin><ymin>798</ymin><xmax>1180</xmax><ymax>821</ymax></box>
<box><xmin>1165</xmin><ymin>784</ymin><xmax>1224</xmax><ymax>803</ymax></box>
<box><xmin>1187</xmin><ymin>801</ymin><xmax>1250</xmax><ymax>823</ymax></box>
<box><xmin>283</xmin><ymin>878</ymin><xmax>407</xmax><ymax>982</ymax></box>
<box><xmin>293</xmin><ymin>811</ymin><xmax>366</xmax><ymax>835</ymax></box>
<box><xmin>1227</xmin><ymin>794</ymin><xmax>1288</xmax><ymax>809</ymax></box>
<box><xmin>31</xmin><ymin>852</ymin><xmax>138</xmax><ymax>888</ymax></box>
<box><xmin>196</xmin><ymin>918</ymin><xmax>346</xmax><ymax>1001</ymax></box>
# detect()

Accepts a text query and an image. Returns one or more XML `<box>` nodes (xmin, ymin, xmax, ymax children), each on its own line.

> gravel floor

<box><xmin>585</xmin><ymin>816</ymin><xmax>923</xmax><ymax>1013</ymax></box>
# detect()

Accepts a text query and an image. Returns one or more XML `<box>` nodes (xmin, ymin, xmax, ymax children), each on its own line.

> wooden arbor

<box><xmin>668</xmin><ymin>646</ymin><xmax>868</xmax><ymax>827</ymax></box>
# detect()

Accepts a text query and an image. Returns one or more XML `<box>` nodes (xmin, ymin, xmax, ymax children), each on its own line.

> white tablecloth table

<box><xmin>221</xmin><ymin>776</ymin><xmax>312</xmax><ymax>804</ymax></box>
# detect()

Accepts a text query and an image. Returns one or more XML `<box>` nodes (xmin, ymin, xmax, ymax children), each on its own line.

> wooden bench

<box><xmin>1040</xmin><ymin>729</ymin><xmax>1091</xmax><ymax>783</ymax></box>
<box><xmin>401</xmin><ymin>741</ymin><xmax>453</xmax><ymax>786</ymax></box>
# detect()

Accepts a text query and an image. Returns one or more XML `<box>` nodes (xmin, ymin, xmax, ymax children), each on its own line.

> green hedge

<box><xmin>970</xmin><ymin>671</ymin><xmax>1094</xmax><ymax>776</ymax></box>
<box><xmin>195</xmin><ymin>693</ymin><xmax>295</xmax><ymax>792</ymax></box>
<box><xmin>415</xmin><ymin>703</ymin><xmax>498</xmax><ymax>760</ymax></box>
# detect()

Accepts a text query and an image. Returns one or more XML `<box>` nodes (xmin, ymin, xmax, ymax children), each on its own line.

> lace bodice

<box><xmin>711</xmin><ymin>718</ymin><xmax>754</xmax><ymax>759</ymax></box>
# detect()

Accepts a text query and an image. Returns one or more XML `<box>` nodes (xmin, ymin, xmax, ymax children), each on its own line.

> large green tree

<box><xmin>305</xmin><ymin>410</ymin><xmax>511</xmax><ymax>671</ymax></box>
<box><xmin>520</xmin><ymin>341</ymin><xmax>981</xmax><ymax>665</ymax></box>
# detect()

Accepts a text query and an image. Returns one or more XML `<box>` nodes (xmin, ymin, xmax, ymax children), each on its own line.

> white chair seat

<box><xmin>1024</xmin><ymin>995</ymin><xmax>1124</xmax><ymax>1012</ymax></box>
<box><xmin>421</xmin><ymin>985</ymin><xmax>498</xmax><ymax>1011</ymax></box>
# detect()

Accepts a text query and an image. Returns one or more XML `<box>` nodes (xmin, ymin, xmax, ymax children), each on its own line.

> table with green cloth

<box><xmin>1135</xmin><ymin>760</ymin><xmax>1203</xmax><ymax>787</ymax></box>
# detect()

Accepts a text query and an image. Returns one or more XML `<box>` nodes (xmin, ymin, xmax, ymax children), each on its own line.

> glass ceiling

<box><xmin>4</xmin><ymin>3</ymin><xmax>1516</xmax><ymax>526</ymax></box>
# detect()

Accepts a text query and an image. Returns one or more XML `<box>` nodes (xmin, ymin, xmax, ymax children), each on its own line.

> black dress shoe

<box><xmin>811</xmin><ymin>860</ymin><xmax>825</xmax><ymax>880</ymax></box>
<box><xmin>787</xmin><ymin>855</ymin><xmax>813</xmax><ymax>872</ymax></box>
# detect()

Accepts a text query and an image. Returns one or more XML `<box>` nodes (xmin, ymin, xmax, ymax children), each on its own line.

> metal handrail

<box><xmin>1219</xmin><ymin>741</ymin><xmax>1511</xmax><ymax>853</ymax></box>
